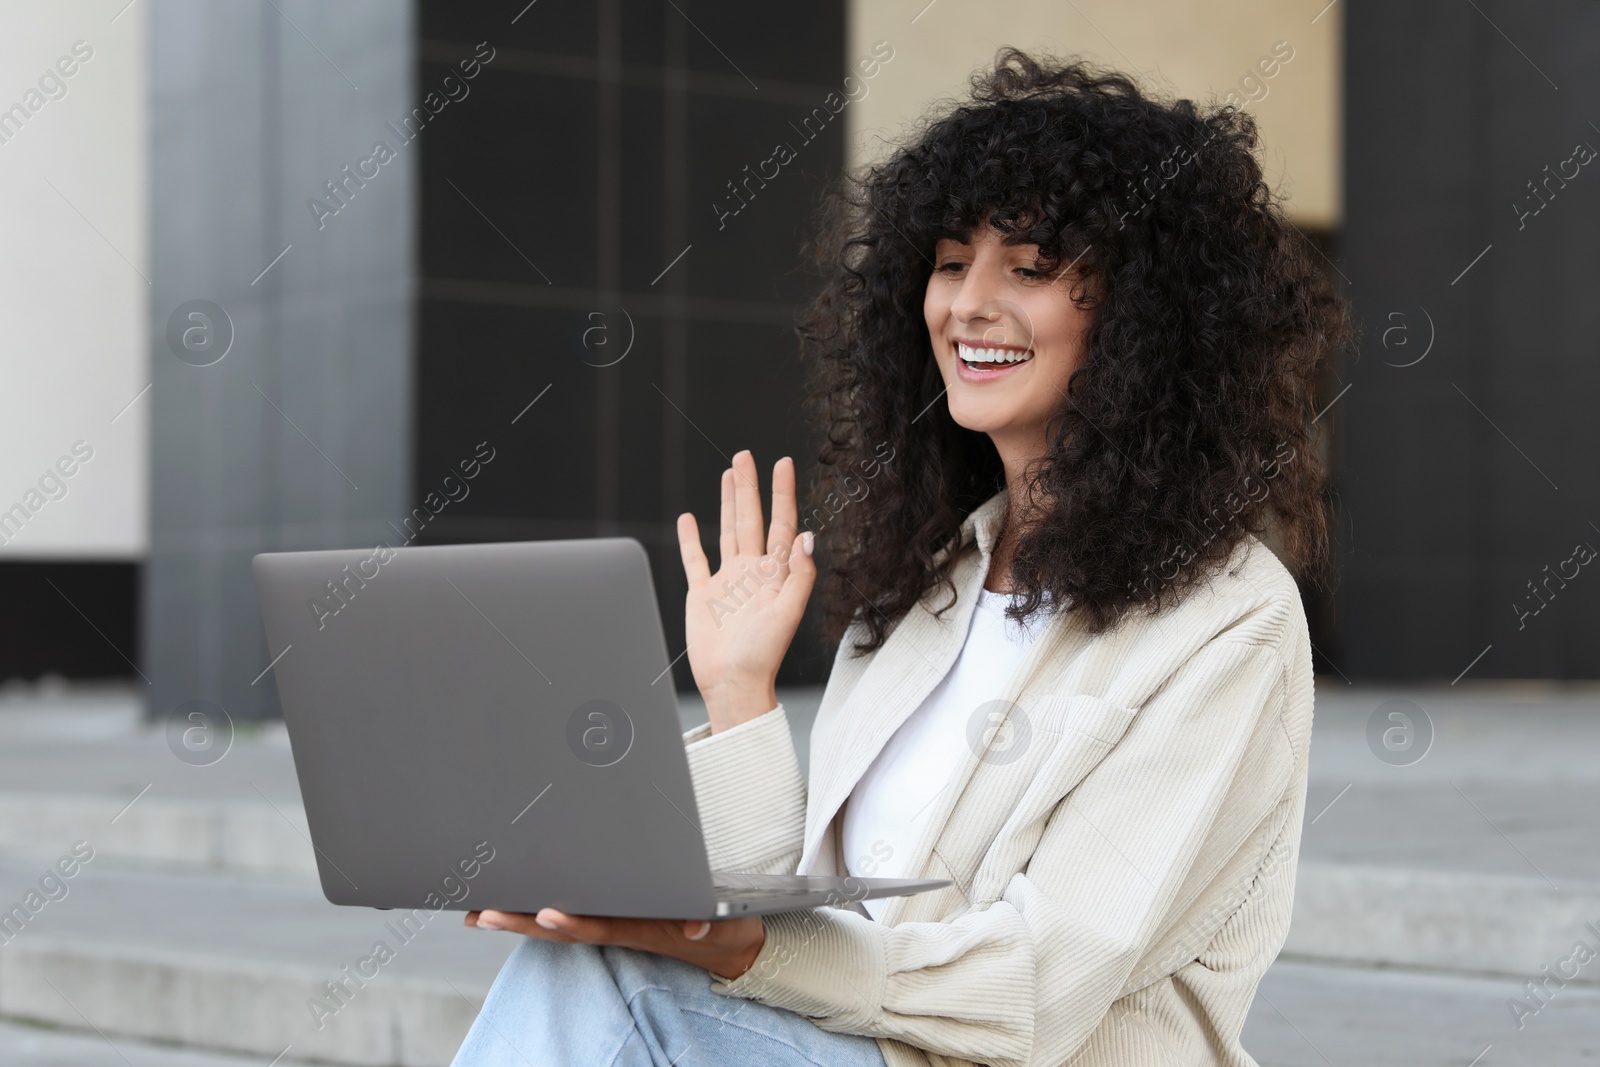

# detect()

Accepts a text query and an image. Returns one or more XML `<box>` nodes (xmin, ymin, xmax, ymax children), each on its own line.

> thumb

<box><xmin>776</xmin><ymin>531</ymin><xmax>817</xmax><ymax>615</ymax></box>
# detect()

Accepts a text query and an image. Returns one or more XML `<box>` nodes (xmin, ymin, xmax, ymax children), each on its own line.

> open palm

<box><xmin>675</xmin><ymin>451</ymin><xmax>815</xmax><ymax>733</ymax></box>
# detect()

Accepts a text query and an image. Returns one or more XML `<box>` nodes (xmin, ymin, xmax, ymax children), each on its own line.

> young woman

<box><xmin>452</xmin><ymin>49</ymin><xmax>1351</xmax><ymax>1067</ymax></box>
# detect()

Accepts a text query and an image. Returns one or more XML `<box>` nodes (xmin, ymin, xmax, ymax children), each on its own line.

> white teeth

<box><xmin>957</xmin><ymin>342</ymin><xmax>1032</xmax><ymax>365</ymax></box>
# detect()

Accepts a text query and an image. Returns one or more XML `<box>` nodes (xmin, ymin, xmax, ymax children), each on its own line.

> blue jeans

<box><xmin>451</xmin><ymin>935</ymin><xmax>890</xmax><ymax>1067</ymax></box>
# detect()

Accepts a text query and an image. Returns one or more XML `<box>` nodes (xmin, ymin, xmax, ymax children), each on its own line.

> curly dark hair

<box><xmin>795</xmin><ymin>47</ymin><xmax>1354</xmax><ymax>655</ymax></box>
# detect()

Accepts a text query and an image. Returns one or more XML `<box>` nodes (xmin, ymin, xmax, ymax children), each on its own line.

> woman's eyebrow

<box><xmin>998</xmin><ymin>233</ymin><xmax>1044</xmax><ymax>249</ymax></box>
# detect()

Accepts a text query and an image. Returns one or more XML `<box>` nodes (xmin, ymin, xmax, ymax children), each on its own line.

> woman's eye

<box><xmin>937</xmin><ymin>261</ymin><xmax>965</xmax><ymax>273</ymax></box>
<box><xmin>1015</xmin><ymin>267</ymin><xmax>1043</xmax><ymax>279</ymax></box>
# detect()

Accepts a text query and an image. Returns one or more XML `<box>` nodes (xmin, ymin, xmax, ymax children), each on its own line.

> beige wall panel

<box><xmin>847</xmin><ymin>0</ymin><xmax>1341</xmax><ymax>229</ymax></box>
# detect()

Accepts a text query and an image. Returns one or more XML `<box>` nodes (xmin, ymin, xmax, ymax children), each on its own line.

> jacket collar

<box><xmin>799</xmin><ymin>487</ymin><xmax>1044</xmax><ymax>875</ymax></box>
<box><xmin>948</xmin><ymin>486</ymin><xmax>1010</xmax><ymax>567</ymax></box>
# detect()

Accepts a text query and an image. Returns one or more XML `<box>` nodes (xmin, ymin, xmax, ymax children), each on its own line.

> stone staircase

<box><xmin>0</xmin><ymin>681</ymin><xmax>1596</xmax><ymax>1066</ymax></box>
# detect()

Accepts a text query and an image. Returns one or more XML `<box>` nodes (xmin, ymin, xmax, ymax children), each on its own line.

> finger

<box><xmin>718</xmin><ymin>467</ymin><xmax>737</xmax><ymax>570</ymax></box>
<box><xmin>767</xmin><ymin>456</ymin><xmax>799</xmax><ymax>558</ymax></box>
<box><xmin>533</xmin><ymin>908</ymin><xmax>614</xmax><ymax>942</ymax></box>
<box><xmin>677</xmin><ymin>512</ymin><xmax>710</xmax><ymax>586</ymax></box>
<box><xmin>732</xmin><ymin>450</ymin><xmax>765</xmax><ymax>556</ymax></box>
<box><xmin>472</xmin><ymin>909</ymin><xmax>580</xmax><ymax>942</ymax></box>
<box><xmin>776</xmin><ymin>530</ymin><xmax>818</xmax><ymax>621</ymax></box>
<box><xmin>684</xmin><ymin>920</ymin><xmax>713</xmax><ymax>941</ymax></box>
<box><xmin>535</xmin><ymin>910</ymin><xmax>666</xmax><ymax>950</ymax></box>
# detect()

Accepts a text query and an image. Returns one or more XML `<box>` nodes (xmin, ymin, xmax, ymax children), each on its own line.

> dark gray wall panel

<box><xmin>413</xmin><ymin>0</ymin><xmax>847</xmax><ymax>688</ymax></box>
<box><xmin>1336</xmin><ymin>0</ymin><xmax>1600</xmax><ymax>678</ymax></box>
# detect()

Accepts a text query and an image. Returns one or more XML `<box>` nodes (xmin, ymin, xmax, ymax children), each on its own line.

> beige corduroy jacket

<box><xmin>679</xmin><ymin>488</ymin><xmax>1313</xmax><ymax>1067</ymax></box>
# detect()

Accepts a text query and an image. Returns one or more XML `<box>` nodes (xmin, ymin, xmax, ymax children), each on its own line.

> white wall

<box><xmin>0</xmin><ymin>0</ymin><xmax>147</xmax><ymax>558</ymax></box>
<box><xmin>848</xmin><ymin>0</ymin><xmax>1341</xmax><ymax>230</ymax></box>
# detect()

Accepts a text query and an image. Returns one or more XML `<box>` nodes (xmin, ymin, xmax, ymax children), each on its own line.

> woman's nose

<box><xmin>949</xmin><ymin>268</ymin><xmax>1002</xmax><ymax>325</ymax></box>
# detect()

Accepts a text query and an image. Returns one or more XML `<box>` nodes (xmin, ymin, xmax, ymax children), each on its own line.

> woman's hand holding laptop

<box><xmin>465</xmin><ymin>905</ymin><xmax>767</xmax><ymax>980</ymax></box>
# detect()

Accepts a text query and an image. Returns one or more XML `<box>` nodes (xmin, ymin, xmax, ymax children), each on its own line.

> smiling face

<box><xmin>924</xmin><ymin>225</ymin><xmax>1095</xmax><ymax>457</ymax></box>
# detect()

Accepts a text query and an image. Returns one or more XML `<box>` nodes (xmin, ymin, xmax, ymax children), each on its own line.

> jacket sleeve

<box><xmin>681</xmin><ymin>704</ymin><xmax>807</xmax><ymax>876</ymax></box>
<box><xmin>708</xmin><ymin>636</ymin><xmax>1295</xmax><ymax>1067</ymax></box>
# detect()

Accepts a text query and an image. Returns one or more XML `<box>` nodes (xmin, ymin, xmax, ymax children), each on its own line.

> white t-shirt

<box><xmin>841</xmin><ymin>586</ymin><xmax>1049</xmax><ymax>919</ymax></box>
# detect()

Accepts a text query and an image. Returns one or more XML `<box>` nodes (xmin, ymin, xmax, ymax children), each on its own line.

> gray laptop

<box><xmin>252</xmin><ymin>537</ymin><xmax>948</xmax><ymax>920</ymax></box>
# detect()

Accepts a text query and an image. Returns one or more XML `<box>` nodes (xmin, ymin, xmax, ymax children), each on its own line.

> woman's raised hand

<box><xmin>676</xmin><ymin>451</ymin><xmax>815</xmax><ymax>734</ymax></box>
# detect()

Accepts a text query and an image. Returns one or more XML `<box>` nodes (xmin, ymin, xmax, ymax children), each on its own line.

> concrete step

<box><xmin>1243</xmin><ymin>958</ymin><xmax>1600</xmax><ymax>1066</ymax></box>
<box><xmin>6</xmin><ymin>681</ymin><xmax>1597</xmax><ymax>884</ymax></box>
<box><xmin>0</xmin><ymin>1018</ymin><xmax>325</xmax><ymax>1067</ymax></box>
<box><xmin>0</xmin><ymin>856</ymin><xmax>511</xmax><ymax>1066</ymax></box>
<box><xmin>2</xmin><ymin>682</ymin><xmax>1597</xmax><ymax>1063</ymax></box>
<box><xmin>1298</xmin><ymin>777</ymin><xmax>1600</xmax><ymax>883</ymax></box>
<box><xmin>5</xmin><ymin>851</ymin><xmax>1599</xmax><ymax>1067</ymax></box>
<box><xmin>9</xmin><ymin>961</ymin><xmax>1598</xmax><ymax>1067</ymax></box>
<box><xmin>0</xmin><ymin>851</ymin><xmax>1593</xmax><ymax>1067</ymax></box>
<box><xmin>0</xmin><ymin>790</ymin><xmax>319</xmax><ymax>880</ymax></box>
<box><xmin>0</xmin><ymin>686</ymin><xmax>797</xmax><ymax>883</ymax></box>
<box><xmin>8</xmin><ymin>864</ymin><xmax>1598</xmax><ymax>1067</ymax></box>
<box><xmin>1286</xmin><ymin>862</ymin><xmax>1600</xmax><ymax>984</ymax></box>
<box><xmin>3</xmin><ymin>785</ymin><xmax>1595</xmax><ymax>984</ymax></box>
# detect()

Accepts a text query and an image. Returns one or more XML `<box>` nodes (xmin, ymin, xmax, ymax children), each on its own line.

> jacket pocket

<box><xmin>1030</xmin><ymin>692</ymin><xmax>1141</xmax><ymax>747</ymax></box>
